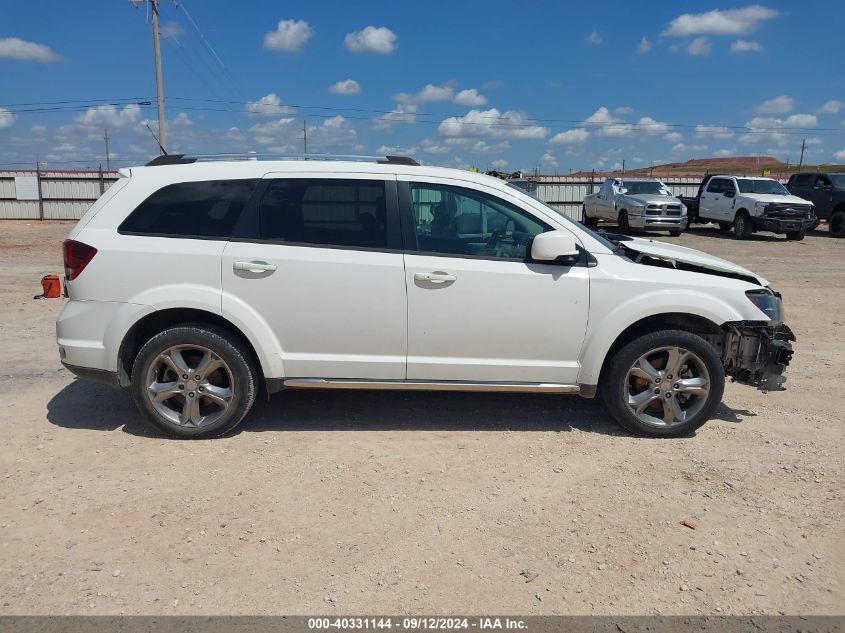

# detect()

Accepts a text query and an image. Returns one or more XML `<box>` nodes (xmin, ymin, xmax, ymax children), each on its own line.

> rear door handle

<box><xmin>234</xmin><ymin>260</ymin><xmax>277</xmax><ymax>273</ymax></box>
<box><xmin>414</xmin><ymin>272</ymin><xmax>456</xmax><ymax>283</ymax></box>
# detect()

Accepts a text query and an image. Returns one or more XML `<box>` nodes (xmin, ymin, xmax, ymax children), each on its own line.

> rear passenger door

<box><xmin>221</xmin><ymin>175</ymin><xmax>408</xmax><ymax>380</ymax></box>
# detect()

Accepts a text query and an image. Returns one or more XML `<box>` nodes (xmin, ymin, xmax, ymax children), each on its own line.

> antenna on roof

<box><xmin>145</xmin><ymin>123</ymin><xmax>167</xmax><ymax>156</ymax></box>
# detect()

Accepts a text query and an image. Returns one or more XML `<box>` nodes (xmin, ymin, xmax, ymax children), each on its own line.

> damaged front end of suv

<box><xmin>721</xmin><ymin>289</ymin><xmax>795</xmax><ymax>392</ymax></box>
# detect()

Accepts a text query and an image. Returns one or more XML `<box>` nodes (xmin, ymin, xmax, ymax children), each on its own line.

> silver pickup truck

<box><xmin>582</xmin><ymin>178</ymin><xmax>688</xmax><ymax>235</ymax></box>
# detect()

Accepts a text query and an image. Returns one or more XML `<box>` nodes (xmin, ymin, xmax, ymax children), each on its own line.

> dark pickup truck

<box><xmin>786</xmin><ymin>172</ymin><xmax>845</xmax><ymax>237</ymax></box>
<box><xmin>680</xmin><ymin>174</ymin><xmax>816</xmax><ymax>240</ymax></box>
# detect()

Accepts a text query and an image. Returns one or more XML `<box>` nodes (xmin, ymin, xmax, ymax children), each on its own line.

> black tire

<box><xmin>131</xmin><ymin>324</ymin><xmax>257</xmax><ymax>439</ymax></box>
<box><xmin>733</xmin><ymin>211</ymin><xmax>752</xmax><ymax>240</ymax></box>
<box><xmin>785</xmin><ymin>228</ymin><xmax>805</xmax><ymax>241</ymax></box>
<box><xmin>600</xmin><ymin>329</ymin><xmax>725</xmax><ymax>438</ymax></box>
<box><xmin>830</xmin><ymin>210</ymin><xmax>845</xmax><ymax>237</ymax></box>
<box><xmin>668</xmin><ymin>229</ymin><xmax>683</xmax><ymax>237</ymax></box>
<box><xmin>717</xmin><ymin>222</ymin><xmax>732</xmax><ymax>233</ymax></box>
<box><xmin>617</xmin><ymin>210</ymin><xmax>630</xmax><ymax>233</ymax></box>
<box><xmin>582</xmin><ymin>210</ymin><xmax>599</xmax><ymax>228</ymax></box>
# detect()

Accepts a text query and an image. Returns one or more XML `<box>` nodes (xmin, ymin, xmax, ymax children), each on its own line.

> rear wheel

<box><xmin>830</xmin><ymin>210</ymin><xmax>845</xmax><ymax>237</ymax></box>
<box><xmin>131</xmin><ymin>325</ymin><xmax>257</xmax><ymax>439</ymax></box>
<box><xmin>617</xmin><ymin>210</ymin><xmax>630</xmax><ymax>233</ymax></box>
<box><xmin>582</xmin><ymin>209</ymin><xmax>599</xmax><ymax>228</ymax></box>
<box><xmin>785</xmin><ymin>228</ymin><xmax>805</xmax><ymax>241</ymax></box>
<box><xmin>733</xmin><ymin>211</ymin><xmax>753</xmax><ymax>240</ymax></box>
<box><xmin>601</xmin><ymin>330</ymin><xmax>725</xmax><ymax>438</ymax></box>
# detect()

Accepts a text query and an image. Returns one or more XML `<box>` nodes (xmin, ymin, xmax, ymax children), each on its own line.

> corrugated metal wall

<box><xmin>0</xmin><ymin>169</ymin><xmax>714</xmax><ymax>222</ymax></box>
<box><xmin>0</xmin><ymin>170</ymin><xmax>118</xmax><ymax>220</ymax></box>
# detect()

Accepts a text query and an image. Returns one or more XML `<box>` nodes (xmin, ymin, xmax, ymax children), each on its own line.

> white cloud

<box><xmin>636</xmin><ymin>116</ymin><xmax>671</xmax><ymax>136</ymax></box>
<box><xmin>818</xmin><ymin>100</ymin><xmax>843</xmax><ymax>115</ymax></box>
<box><xmin>714</xmin><ymin>148</ymin><xmax>737</xmax><ymax>157</ymax></box>
<box><xmin>421</xmin><ymin>139</ymin><xmax>451</xmax><ymax>154</ymax></box>
<box><xmin>377</xmin><ymin>144</ymin><xmax>417</xmax><ymax>156</ymax></box>
<box><xmin>245</xmin><ymin>93</ymin><xmax>295</xmax><ymax>117</ymax></box>
<box><xmin>454</xmin><ymin>89</ymin><xmax>487</xmax><ymax>107</ymax></box>
<box><xmin>740</xmin><ymin>113</ymin><xmax>817</xmax><ymax>145</ymax></box>
<box><xmin>75</xmin><ymin>104</ymin><xmax>141</xmax><ymax>128</ymax></box>
<box><xmin>264</xmin><ymin>19</ymin><xmax>313</xmax><ymax>53</ymax></box>
<box><xmin>490</xmin><ymin>159</ymin><xmax>509</xmax><ymax>170</ymax></box>
<box><xmin>374</xmin><ymin>104</ymin><xmax>418</xmax><ymax>132</ymax></box>
<box><xmin>31</xmin><ymin>124</ymin><xmax>46</xmax><ymax>136</ymax></box>
<box><xmin>417</xmin><ymin>84</ymin><xmax>453</xmax><ymax>102</ymax></box>
<box><xmin>550</xmin><ymin>128</ymin><xmax>589</xmax><ymax>145</ymax></box>
<box><xmin>306</xmin><ymin>115</ymin><xmax>358</xmax><ymax>151</ymax></box>
<box><xmin>329</xmin><ymin>79</ymin><xmax>361</xmax><ymax>95</ymax></box>
<box><xmin>695</xmin><ymin>124</ymin><xmax>735</xmax><ymax>139</ymax></box>
<box><xmin>637</xmin><ymin>37</ymin><xmax>653</xmax><ymax>54</ymax></box>
<box><xmin>804</xmin><ymin>138</ymin><xmax>823</xmax><ymax>145</ymax></box>
<box><xmin>540</xmin><ymin>151</ymin><xmax>558</xmax><ymax>167</ymax></box>
<box><xmin>0</xmin><ymin>37</ymin><xmax>60</xmax><ymax>62</ymax></box>
<box><xmin>438</xmin><ymin>108</ymin><xmax>548</xmax><ymax>140</ymax></box>
<box><xmin>344</xmin><ymin>26</ymin><xmax>397</xmax><ymax>55</ymax></box>
<box><xmin>584</xmin><ymin>107</ymin><xmax>633</xmax><ymax>137</ymax></box>
<box><xmin>755</xmin><ymin>95</ymin><xmax>794</xmax><ymax>114</ymax></box>
<box><xmin>159</xmin><ymin>22</ymin><xmax>185</xmax><ymax>39</ymax></box>
<box><xmin>0</xmin><ymin>108</ymin><xmax>16</xmax><ymax>130</ymax></box>
<box><xmin>661</xmin><ymin>5</ymin><xmax>778</xmax><ymax>37</ymax></box>
<box><xmin>834</xmin><ymin>149</ymin><xmax>845</xmax><ymax>162</ymax></box>
<box><xmin>249</xmin><ymin>117</ymin><xmax>297</xmax><ymax>146</ymax></box>
<box><xmin>687</xmin><ymin>37</ymin><xmax>711</xmax><ymax>56</ymax></box>
<box><xmin>664</xmin><ymin>131</ymin><xmax>683</xmax><ymax>142</ymax></box>
<box><xmin>730</xmin><ymin>39</ymin><xmax>763</xmax><ymax>53</ymax></box>
<box><xmin>586</xmin><ymin>31</ymin><xmax>602</xmax><ymax>45</ymax></box>
<box><xmin>614</xmin><ymin>106</ymin><xmax>633</xmax><ymax>115</ymax></box>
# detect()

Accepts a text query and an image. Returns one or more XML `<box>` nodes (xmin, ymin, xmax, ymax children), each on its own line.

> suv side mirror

<box><xmin>531</xmin><ymin>230</ymin><xmax>579</xmax><ymax>262</ymax></box>
<box><xmin>724</xmin><ymin>190</ymin><xmax>736</xmax><ymax>198</ymax></box>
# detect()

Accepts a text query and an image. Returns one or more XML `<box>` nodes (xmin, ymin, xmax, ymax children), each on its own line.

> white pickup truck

<box><xmin>680</xmin><ymin>175</ymin><xmax>815</xmax><ymax>241</ymax></box>
<box><xmin>582</xmin><ymin>178</ymin><xmax>687</xmax><ymax>236</ymax></box>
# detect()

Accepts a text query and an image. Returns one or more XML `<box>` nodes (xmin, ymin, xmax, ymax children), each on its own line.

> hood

<box><xmin>621</xmin><ymin>193</ymin><xmax>683</xmax><ymax>206</ymax></box>
<box><xmin>739</xmin><ymin>193</ymin><xmax>812</xmax><ymax>206</ymax></box>
<box><xmin>621</xmin><ymin>236</ymin><xmax>768</xmax><ymax>286</ymax></box>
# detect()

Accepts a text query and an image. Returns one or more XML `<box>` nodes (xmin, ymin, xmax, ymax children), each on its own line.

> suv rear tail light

<box><xmin>63</xmin><ymin>239</ymin><xmax>97</xmax><ymax>281</ymax></box>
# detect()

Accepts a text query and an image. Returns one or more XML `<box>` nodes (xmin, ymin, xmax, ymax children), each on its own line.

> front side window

<box><xmin>706</xmin><ymin>178</ymin><xmax>726</xmax><ymax>194</ymax></box>
<box><xmin>258</xmin><ymin>179</ymin><xmax>387</xmax><ymax>249</ymax></box>
<box><xmin>119</xmin><ymin>179</ymin><xmax>258</xmax><ymax>238</ymax></box>
<box><xmin>409</xmin><ymin>183</ymin><xmax>549</xmax><ymax>260</ymax></box>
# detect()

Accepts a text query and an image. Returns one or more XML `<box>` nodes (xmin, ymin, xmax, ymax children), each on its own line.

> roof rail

<box><xmin>144</xmin><ymin>153</ymin><xmax>420</xmax><ymax>167</ymax></box>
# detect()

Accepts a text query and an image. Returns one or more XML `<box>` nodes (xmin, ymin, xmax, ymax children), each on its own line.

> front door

<box><xmin>400</xmin><ymin>178</ymin><xmax>589</xmax><ymax>384</ymax></box>
<box><xmin>222</xmin><ymin>175</ymin><xmax>407</xmax><ymax>379</ymax></box>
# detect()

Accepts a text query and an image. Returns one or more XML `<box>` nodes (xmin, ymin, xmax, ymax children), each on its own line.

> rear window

<box><xmin>119</xmin><ymin>179</ymin><xmax>259</xmax><ymax>238</ymax></box>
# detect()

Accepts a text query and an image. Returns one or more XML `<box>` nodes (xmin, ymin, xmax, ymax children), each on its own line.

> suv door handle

<box><xmin>414</xmin><ymin>272</ymin><xmax>456</xmax><ymax>283</ymax></box>
<box><xmin>234</xmin><ymin>260</ymin><xmax>277</xmax><ymax>273</ymax></box>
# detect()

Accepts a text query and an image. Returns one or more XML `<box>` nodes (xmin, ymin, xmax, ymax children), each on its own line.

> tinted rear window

<box><xmin>258</xmin><ymin>179</ymin><xmax>387</xmax><ymax>249</ymax></box>
<box><xmin>119</xmin><ymin>179</ymin><xmax>258</xmax><ymax>238</ymax></box>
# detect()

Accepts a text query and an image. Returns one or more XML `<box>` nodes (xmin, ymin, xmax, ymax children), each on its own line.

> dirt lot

<box><xmin>0</xmin><ymin>220</ymin><xmax>842</xmax><ymax>616</ymax></box>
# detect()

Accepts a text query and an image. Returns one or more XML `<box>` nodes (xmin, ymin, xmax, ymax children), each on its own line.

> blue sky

<box><xmin>1</xmin><ymin>0</ymin><xmax>843</xmax><ymax>171</ymax></box>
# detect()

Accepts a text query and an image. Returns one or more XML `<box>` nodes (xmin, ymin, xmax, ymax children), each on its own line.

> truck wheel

<box><xmin>717</xmin><ymin>222</ymin><xmax>732</xmax><ymax>233</ymax></box>
<box><xmin>830</xmin><ymin>210</ymin><xmax>845</xmax><ymax>237</ymax></box>
<box><xmin>785</xmin><ymin>228</ymin><xmax>805</xmax><ymax>241</ymax></box>
<box><xmin>668</xmin><ymin>229</ymin><xmax>683</xmax><ymax>237</ymax></box>
<box><xmin>733</xmin><ymin>212</ymin><xmax>752</xmax><ymax>240</ymax></box>
<box><xmin>617</xmin><ymin>210</ymin><xmax>630</xmax><ymax>233</ymax></box>
<box><xmin>131</xmin><ymin>324</ymin><xmax>257</xmax><ymax>439</ymax></box>
<box><xmin>600</xmin><ymin>330</ymin><xmax>725</xmax><ymax>438</ymax></box>
<box><xmin>582</xmin><ymin>209</ymin><xmax>599</xmax><ymax>228</ymax></box>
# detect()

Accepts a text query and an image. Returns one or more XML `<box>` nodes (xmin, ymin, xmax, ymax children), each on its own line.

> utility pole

<box><xmin>622</xmin><ymin>159</ymin><xmax>626</xmax><ymax>174</ymax></box>
<box><xmin>103</xmin><ymin>128</ymin><xmax>111</xmax><ymax>171</ymax></box>
<box><xmin>151</xmin><ymin>0</ymin><xmax>166</xmax><ymax>153</ymax></box>
<box><xmin>303</xmin><ymin>120</ymin><xmax>307</xmax><ymax>154</ymax></box>
<box><xmin>798</xmin><ymin>139</ymin><xmax>806</xmax><ymax>172</ymax></box>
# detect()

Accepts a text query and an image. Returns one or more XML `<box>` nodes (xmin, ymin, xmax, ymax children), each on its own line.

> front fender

<box><xmin>578</xmin><ymin>288</ymin><xmax>745</xmax><ymax>386</ymax></box>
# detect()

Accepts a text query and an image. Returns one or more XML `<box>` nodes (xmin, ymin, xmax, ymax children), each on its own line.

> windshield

<box><xmin>621</xmin><ymin>181</ymin><xmax>673</xmax><ymax>196</ymax></box>
<box><xmin>736</xmin><ymin>179</ymin><xmax>790</xmax><ymax>195</ymax></box>
<box><xmin>828</xmin><ymin>174</ymin><xmax>845</xmax><ymax>188</ymax></box>
<box><xmin>506</xmin><ymin>183</ymin><xmax>618</xmax><ymax>251</ymax></box>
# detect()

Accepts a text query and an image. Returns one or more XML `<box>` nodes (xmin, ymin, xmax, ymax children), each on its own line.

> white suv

<box><xmin>57</xmin><ymin>154</ymin><xmax>795</xmax><ymax>439</ymax></box>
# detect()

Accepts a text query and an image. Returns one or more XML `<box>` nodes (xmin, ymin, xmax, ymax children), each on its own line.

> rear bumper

<box><xmin>61</xmin><ymin>362</ymin><xmax>120</xmax><ymax>387</ymax></box>
<box><xmin>751</xmin><ymin>214</ymin><xmax>815</xmax><ymax>234</ymax></box>
<box><xmin>722</xmin><ymin>321</ymin><xmax>794</xmax><ymax>392</ymax></box>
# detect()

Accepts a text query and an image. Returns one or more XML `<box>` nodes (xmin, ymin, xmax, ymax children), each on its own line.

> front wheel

<box><xmin>733</xmin><ymin>212</ymin><xmax>753</xmax><ymax>240</ymax></box>
<box><xmin>131</xmin><ymin>324</ymin><xmax>257</xmax><ymax>439</ymax></box>
<box><xmin>785</xmin><ymin>228</ymin><xmax>805</xmax><ymax>241</ymax></box>
<box><xmin>617</xmin><ymin>210</ymin><xmax>630</xmax><ymax>233</ymax></box>
<box><xmin>830</xmin><ymin>210</ymin><xmax>845</xmax><ymax>237</ymax></box>
<box><xmin>582</xmin><ymin>210</ymin><xmax>599</xmax><ymax>228</ymax></box>
<box><xmin>668</xmin><ymin>229</ymin><xmax>683</xmax><ymax>237</ymax></box>
<box><xmin>600</xmin><ymin>330</ymin><xmax>725</xmax><ymax>438</ymax></box>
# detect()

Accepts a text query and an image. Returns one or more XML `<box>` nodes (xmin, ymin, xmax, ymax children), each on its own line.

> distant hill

<box><xmin>566</xmin><ymin>156</ymin><xmax>845</xmax><ymax>179</ymax></box>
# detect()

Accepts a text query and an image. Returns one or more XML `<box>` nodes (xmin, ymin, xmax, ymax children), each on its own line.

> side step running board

<box><xmin>280</xmin><ymin>378</ymin><xmax>580</xmax><ymax>394</ymax></box>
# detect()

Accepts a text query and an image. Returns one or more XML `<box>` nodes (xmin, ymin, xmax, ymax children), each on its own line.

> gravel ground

<box><xmin>0</xmin><ymin>220</ymin><xmax>842</xmax><ymax>615</ymax></box>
